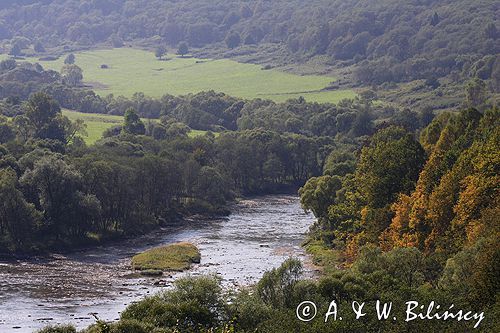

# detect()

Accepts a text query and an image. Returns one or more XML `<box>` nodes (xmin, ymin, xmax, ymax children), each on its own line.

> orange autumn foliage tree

<box><xmin>384</xmin><ymin>108</ymin><xmax>498</xmax><ymax>256</ymax></box>
<box><xmin>302</xmin><ymin>106</ymin><xmax>498</xmax><ymax>272</ymax></box>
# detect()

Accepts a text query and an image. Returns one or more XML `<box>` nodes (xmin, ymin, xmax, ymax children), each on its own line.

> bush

<box><xmin>37</xmin><ymin>325</ymin><xmax>76</xmax><ymax>333</ymax></box>
<box><xmin>110</xmin><ymin>319</ymin><xmax>156</xmax><ymax>333</ymax></box>
<box><xmin>122</xmin><ymin>275</ymin><xmax>226</xmax><ymax>331</ymax></box>
<box><xmin>257</xmin><ymin>258</ymin><xmax>303</xmax><ymax>308</ymax></box>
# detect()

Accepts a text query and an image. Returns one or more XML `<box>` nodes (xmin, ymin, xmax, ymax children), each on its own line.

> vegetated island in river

<box><xmin>131</xmin><ymin>242</ymin><xmax>201</xmax><ymax>276</ymax></box>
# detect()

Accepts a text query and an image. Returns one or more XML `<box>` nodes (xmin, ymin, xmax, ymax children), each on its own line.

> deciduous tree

<box><xmin>123</xmin><ymin>108</ymin><xmax>145</xmax><ymax>135</ymax></box>
<box><xmin>177</xmin><ymin>42</ymin><xmax>189</xmax><ymax>57</ymax></box>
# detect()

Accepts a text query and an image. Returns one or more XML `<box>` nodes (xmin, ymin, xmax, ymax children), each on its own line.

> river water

<box><xmin>0</xmin><ymin>195</ymin><xmax>316</xmax><ymax>332</ymax></box>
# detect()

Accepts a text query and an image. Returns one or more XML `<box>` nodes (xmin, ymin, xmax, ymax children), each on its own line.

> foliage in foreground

<box><xmin>37</xmin><ymin>325</ymin><xmax>76</xmax><ymax>333</ymax></box>
<box><xmin>41</xmin><ymin>255</ymin><xmax>499</xmax><ymax>332</ymax></box>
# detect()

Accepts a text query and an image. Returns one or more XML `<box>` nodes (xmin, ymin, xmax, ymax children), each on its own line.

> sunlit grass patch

<box><xmin>131</xmin><ymin>242</ymin><xmax>201</xmax><ymax>272</ymax></box>
<box><xmin>13</xmin><ymin>48</ymin><xmax>356</xmax><ymax>103</ymax></box>
<box><xmin>303</xmin><ymin>239</ymin><xmax>339</xmax><ymax>271</ymax></box>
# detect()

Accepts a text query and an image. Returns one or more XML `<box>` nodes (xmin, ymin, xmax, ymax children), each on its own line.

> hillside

<box><xmin>0</xmin><ymin>0</ymin><xmax>497</xmax><ymax>111</ymax></box>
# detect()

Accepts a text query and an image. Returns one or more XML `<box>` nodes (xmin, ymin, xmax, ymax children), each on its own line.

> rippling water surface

<box><xmin>0</xmin><ymin>195</ymin><xmax>315</xmax><ymax>332</ymax></box>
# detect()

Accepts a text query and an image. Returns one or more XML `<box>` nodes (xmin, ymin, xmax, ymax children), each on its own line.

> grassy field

<box><xmin>62</xmin><ymin>109</ymin><xmax>122</xmax><ymax>144</ymax></box>
<box><xmin>62</xmin><ymin>110</ymin><xmax>210</xmax><ymax>144</ymax></box>
<box><xmin>6</xmin><ymin>48</ymin><xmax>357</xmax><ymax>143</ymax></box>
<box><xmin>131</xmin><ymin>242</ymin><xmax>201</xmax><ymax>272</ymax></box>
<box><xmin>15</xmin><ymin>48</ymin><xmax>356</xmax><ymax>103</ymax></box>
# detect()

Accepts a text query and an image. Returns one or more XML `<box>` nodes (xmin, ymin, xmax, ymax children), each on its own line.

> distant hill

<box><xmin>0</xmin><ymin>0</ymin><xmax>497</xmax><ymax>85</ymax></box>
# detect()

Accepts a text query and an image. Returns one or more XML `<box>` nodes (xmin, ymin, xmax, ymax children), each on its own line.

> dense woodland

<box><xmin>1</xmin><ymin>91</ymin><xmax>345</xmax><ymax>252</ymax></box>
<box><xmin>296</xmin><ymin>107</ymin><xmax>499</xmax><ymax>330</ymax></box>
<box><xmin>301</xmin><ymin>107</ymin><xmax>498</xmax><ymax>270</ymax></box>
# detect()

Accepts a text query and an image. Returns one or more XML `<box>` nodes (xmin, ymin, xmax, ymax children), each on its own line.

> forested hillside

<box><xmin>294</xmin><ymin>107</ymin><xmax>499</xmax><ymax>331</ymax></box>
<box><xmin>301</xmin><ymin>108</ymin><xmax>499</xmax><ymax>264</ymax></box>
<box><xmin>1</xmin><ymin>0</ymin><xmax>498</xmax><ymax>88</ymax></box>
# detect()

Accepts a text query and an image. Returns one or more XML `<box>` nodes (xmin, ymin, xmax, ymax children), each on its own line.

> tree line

<box><xmin>0</xmin><ymin>93</ymin><xmax>334</xmax><ymax>253</ymax></box>
<box><xmin>0</xmin><ymin>58</ymin><xmax>440</xmax><ymax>138</ymax></box>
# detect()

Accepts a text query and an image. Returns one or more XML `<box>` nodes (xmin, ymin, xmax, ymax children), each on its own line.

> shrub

<box><xmin>37</xmin><ymin>325</ymin><xmax>76</xmax><ymax>333</ymax></box>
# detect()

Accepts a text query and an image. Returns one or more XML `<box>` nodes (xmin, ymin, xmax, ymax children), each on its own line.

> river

<box><xmin>0</xmin><ymin>195</ymin><xmax>316</xmax><ymax>332</ymax></box>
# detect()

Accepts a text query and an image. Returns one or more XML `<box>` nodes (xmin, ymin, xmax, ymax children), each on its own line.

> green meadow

<box><xmin>62</xmin><ymin>109</ymin><xmax>122</xmax><ymax>144</ymax></box>
<box><xmin>62</xmin><ymin>110</ymin><xmax>209</xmax><ymax>144</ymax></box>
<box><xmin>6</xmin><ymin>48</ymin><xmax>357</xmax><ymax>144</ymax></box>
<box><xmin>19</xmin><ymin>48</ymin><xmax>356</xmax><ymax>103</ymax></box>
<box><xmin>131</xmin><ymin>242</ymin><xmax>201</xmax><ymax>272</ymax></box>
